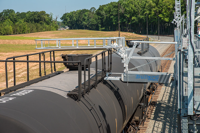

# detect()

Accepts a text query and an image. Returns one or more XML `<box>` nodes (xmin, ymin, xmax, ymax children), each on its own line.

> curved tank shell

<box><xmin>0</xmin><ymin>45</ymin><xmax>160</xmax><ymax>133</ymax></box>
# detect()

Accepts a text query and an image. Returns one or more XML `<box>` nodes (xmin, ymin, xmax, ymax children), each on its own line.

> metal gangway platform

<box><xmin>35</xmin><ymin>37</ymin><xmax>177</xmax><ymax>85</ymax></box>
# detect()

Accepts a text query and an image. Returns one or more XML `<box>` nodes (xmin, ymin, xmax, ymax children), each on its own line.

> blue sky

<box><xmin>0</xmin><ymin>0</ymin><xmax>118</xmax><ymax>21</ymax></box>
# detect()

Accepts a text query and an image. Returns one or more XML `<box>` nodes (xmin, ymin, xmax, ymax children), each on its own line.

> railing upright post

<box><xmin>123</xmin><ymin>37</ymin><xmax>126</xmax><ymax>47</ymax></box>
<box><xmin>39</xmin><ymin>53</ymin><xmax>41</xmax><ymax>76</ymax></box>
<box><xmin>94</xmin><ymin>40</ymin><xmax>96</xmax><ymax>48</ymax></box>
<box><xmin>104</xmin><ymin>52</ymin><xmax>106</xmax><ymax>76</ymax></box>
<box><xmin>53</xmin><ymin>51</ymin><xmax>56</xmax><ymax>72</ymax></box>
<box><xmin>110</xmin><ymin>49</ymin><xmax>112</xmax><ymax>71</ymax></box>
<box><xmin>88</xmin><ymin>59</ymin><xmax>91</xmax><ymax>91</ymax></box>
<box><xmin>43</xmin><ymin>53</ymin><xmax>46</xmax><ymax>76</ymax></box>
<box><xmin>108</xmin><ymin>50</ymin><xmax>110</xmax><ymax>72</ymax></box>
<box><xmin>76</xmin><ymin>40</ymin><xmax>78</xmax><ymax>48</ymax></box>
<box><xmin>95</xmin><ymin>56</ymin><xmax>98</xmax><ymax>88</ymax></box>
<box><xmin>88</xmin><ymin>40</ymin><xmax>90</xmax><ymax>46</ymax></box>
<box><xmin>78</xmin><ymin>62</ymin><xmax>82</xmax><ymax>101</ymax></box>
<box><xmin>84</xmin><ymin>59</ymin><xmax>86</xmax><ymax>94</ymax></box>
<box><xmin>5</xmin><ymin>60</ymin><xmax>8</xmax><ymax>88</ymax></box>
<box><xmin>102</xmin><ymin>53</ymin><xmax>104</xmax><ymax>78</ymax></box>
<box><xmin>41</xmin><ymin>41</ymin><xmax>43</xmax><ymax>48</ymax></box>
<box><xmin>13</xmin><ymin>58</ymin><xmax>16</xmax><ymax>86</ymax></box>
<box><xmin>59</xmin><ymin>40</ymin><xmax>61</xmax><ymax>48</ymax></box>
<box><xmin>103</xmin><ymin>40</ymin><xmax>105</xmax><ymax>47</ymax></box>
<box><xmin>108</xmin><ymin>40</ymin><xmax>111</xmax><ymax>46</ymax></box>
<box><xmin>50</xmin><ymin>52</ymin><xmax>53</xmax><ymax>73</ymax></box>
<box><xmin>72</xmin><ymin>40</ymin><xmax>74</xmax><ymax>46</ymax></box>
<box><xmin>27</xmin><ymin>55</ymin><xmax>29</xmax><ymax>81</ymax></box>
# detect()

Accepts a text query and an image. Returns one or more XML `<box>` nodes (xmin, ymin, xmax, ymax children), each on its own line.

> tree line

<box><xmin>61</xmin><ymin>0</ymin><xmax>186</xmax><ymax>35</ymax></box>
<box><xmin>0</xmin><ymin>9</ymin><xmax>58</xmax><ymax>35</ymax></box>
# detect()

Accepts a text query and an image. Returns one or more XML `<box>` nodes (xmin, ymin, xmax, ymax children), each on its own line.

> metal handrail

<box><xmin>1</xmin><ymin>59</ymin><xmax>82</xmax><ymax>100</ymax></box>
<box><xmin>123</xmin><ymin>40</ymin><xmax>178</xmax><ymax>72</ymax></box>
<box><xmin>130</xmin><ymin>41</ymin><xmax>177</xmax><ymax>44</ymax></box>
<box><xmin>83</xmin><ymin>49</ymin><xmax>112</xmax><ymax>94</ymax></box>
<box><xmin>35</xmin><ymin>37</ymin><xmax>123</xmax><ymax>41</ymax></box>
<box><xmin>35</xmin><ymin>37</ymin><xmax>126</xmax><ymax>49</ymax></box>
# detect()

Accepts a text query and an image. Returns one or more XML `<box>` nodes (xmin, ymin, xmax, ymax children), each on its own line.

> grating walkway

<box><xmin>145</xmin><ymin>61</ymin><xmax>178</xmax><ymax>133</ymax></box>
<box><xmin>137</xmin><ymin>35</ymin><xmax>178</xmax><ymax>133</ymax></box>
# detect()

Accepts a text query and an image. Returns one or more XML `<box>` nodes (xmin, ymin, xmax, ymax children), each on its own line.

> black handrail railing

<box><xmin>1</xmin><ymin>49</ymin><xmax>113</xmax><ymax>101</ymax></box>
<box><xmin>1</xmin><ymin>60</ymin><xmax>82</xmax><ymax>100</ymax></box>
<box><xmin>83</xmin><ymin>49</ymin><xmax>112</xmax><ymax>95</ymax></box>
<box><xmin>4</xmin><ymin>49</ymin><xmax>85</xmax><ymax>88</ymax></box>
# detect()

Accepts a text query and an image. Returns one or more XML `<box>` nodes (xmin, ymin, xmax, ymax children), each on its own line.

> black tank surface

<box><xmin>0</xmin><ymin>45</ymin><xmax>160</xmax><ymax>133</ymax></box>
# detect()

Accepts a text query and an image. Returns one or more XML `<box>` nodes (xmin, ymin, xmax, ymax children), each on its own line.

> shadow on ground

<box><xmin>148</xmin><ymin>81</ymin><xmax>178</xmax><ymax>133</ymax></box>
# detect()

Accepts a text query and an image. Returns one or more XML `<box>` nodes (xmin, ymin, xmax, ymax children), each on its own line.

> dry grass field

<box><xmin>0</xmin><ymin>30</ymin><xmax>145</xmax><ymax>90</ymax></box>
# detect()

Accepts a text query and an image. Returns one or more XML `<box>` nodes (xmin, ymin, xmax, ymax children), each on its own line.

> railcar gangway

<box><xmin>35</xmin><ymin>37</ymin><xmax>178</xmax><ymax>85</ymax></box>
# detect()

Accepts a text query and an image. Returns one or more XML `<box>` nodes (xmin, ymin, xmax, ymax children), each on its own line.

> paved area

<box><xmin>141</xmin><ymin>35</ymin><xmax>178</xmax><ymax>133</ymax></box>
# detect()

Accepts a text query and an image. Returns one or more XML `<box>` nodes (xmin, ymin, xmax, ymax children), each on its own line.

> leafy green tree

<box><xmin>2</xmin><ymin>19</ymin><xmax>13</xmax><ymax>35</ymax></box>
<box><xmin>0</xmin><ymin>10</ymin><xmax>58</xmax><ymax>35</ymax></box>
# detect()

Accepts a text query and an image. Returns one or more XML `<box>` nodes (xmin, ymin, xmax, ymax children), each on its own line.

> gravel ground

<box><xmin>142</xmin><ymin>35</ymin><xmax>178</xmax><ymax>133</ymax></box>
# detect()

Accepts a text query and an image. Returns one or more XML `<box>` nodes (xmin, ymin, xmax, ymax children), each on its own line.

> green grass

<box><xmin>0</xmin><ymin>44</ymin><xmax>36</xmax><ymax>52</ymax></box>
<box><xmin>0</xmin><ymin>36</ymin><xmax>49</xmax><ymax>40</ymax></box>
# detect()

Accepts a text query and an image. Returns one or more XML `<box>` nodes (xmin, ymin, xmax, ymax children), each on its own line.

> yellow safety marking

<box><xmin>115</xmin><ymin>119</ymin><xmax>117</xmax><ymax>133</ymax></box>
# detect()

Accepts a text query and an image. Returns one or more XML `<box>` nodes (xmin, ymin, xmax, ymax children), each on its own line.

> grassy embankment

<box><xmin>0</xmin><ymin>30</ymin><xmax>145</xmax><ymax>90</ymax></box>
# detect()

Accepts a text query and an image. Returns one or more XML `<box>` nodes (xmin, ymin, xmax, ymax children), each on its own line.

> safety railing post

<box><xmin>95</xmin><ymin>56</ymin><xmax>98</xmax><ymax>88</ymax></box>
<box><xmin>102</xmin><ymin>53</ymin><xmax>104</xmax><ymax>78</ymax></box>
<box><xmin>39</xmin><ymin>53</ymin><xmax>41</xmax><ymax>76</ymax></box>
<box><xmin>88</xmin><ymin>40</ymin><xmax>90</xmax><ymax>46</ymax></box>
<box><xmin>103</xmin><ymin>40</ymin><xmax>105</xmax><ymax>47</ymax></box>
<box><xmin>27</xmin><ymin>55</ymin><xmax>29</xmax><ymax>81</ymax></box>
<box><xmin>108</xmin><ymin>40</ymin><xmax>111</xmax><ymax>46</ymax></box>
<box><xmin>13</xmin><ymin>58</ymin><xmax>16</xmax><ymax>86</ymax></box>
<box><xmin>59</xmin><ymin>40</ymin><xmax>61</xmax><ymax>48</ymax></box>
<box><xmin>5</xmin><ymin>59</ymin><xmax>8</xmax><ymax>88</ymax></box>
<box><xmin>108</xmin><ymin>50</ymin><xmax>110</xmax><ymax>72</ymax></box>
<box><xmin>72</xmin><ymin>40</ymin><xmax>74</xmax><ymax>46</ymax></box>
<box><xmin>50</xmin><ymin>52</ymin><xmax>53</xmax><ymax>73</ymax></box>
<box><xmin>41</xmin><ymin>41</ymin><xmax>43</xmax><ymax>48</ymax></box>
<box><xmin>94</xmin><ymin>40</ymin><xmax>96</xmax><ymax>48</ymax></box>
<box><xmin>110</xmin><ymin>50</ymin><xmax>112</xmax><ymax>71</ymax></box>
<box><xmin>76</xmin><ymin>40</ymin><xmax>78</xmax><ymax>48</ymax></box>
<box><xmin>43</xmin><ymin>53</ymin><xmax>46</xmax><ymax>76</ymax></box>
<box><xmin>88</xmin><ymin>59</ymin><xmax>91</xmax><ymax>91</ymax></box>
<box><xmin>84</xmin><ymin>58</ymin><xmax>86</xmax><ymax>94</ymax></box>
<box><xmin>78</xmin><ymin>62</ymin><xmax>82</xmax><ymax>101</ymax></box>
<box><xmin>103</xmin><ymin>52</ymin><xmax>106</xmax><ymax>76</ymax></box>
<box><xmin>53</xmin><ymin>51</ymin><xmax>56</xmax><ymax>72</ymax></box>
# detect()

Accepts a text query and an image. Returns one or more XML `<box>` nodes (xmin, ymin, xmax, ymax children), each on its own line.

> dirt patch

<box><xmin>8</xmin><ymin>30</ymin><xmax>146</xmax><ymax>39</ymax></box>
<box><xmin>0</xmin><ymin>40</ymin><xmax>36</xmax><ymax>45</ymax></box>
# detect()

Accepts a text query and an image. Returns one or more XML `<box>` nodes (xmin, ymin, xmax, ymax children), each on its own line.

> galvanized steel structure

<box><xmin>174</xmin><ymin>0</ymin><xmax>200</xmax><ymax>132</ymax></box>
<box><xmin>0</xmin><ymin>0</ymin><xmax>199</xmax><ymax>132</ymax></box>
